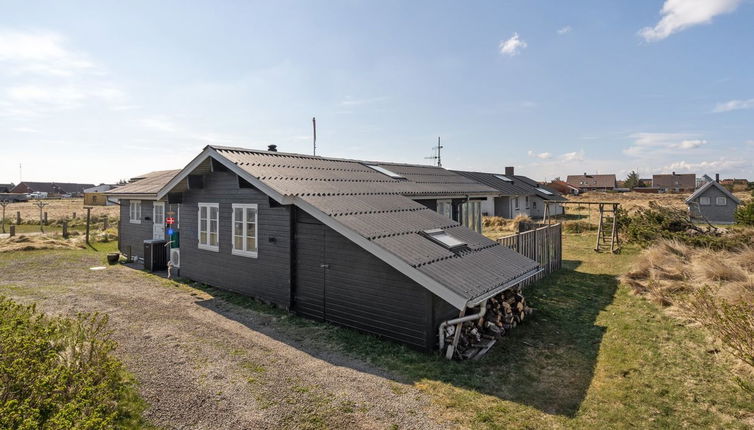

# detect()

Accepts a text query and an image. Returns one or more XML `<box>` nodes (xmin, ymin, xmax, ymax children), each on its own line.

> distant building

<box><xmin>547</xmin><ymin>180</ymin><xmax>580</xmax><ymax>195</ymax></box>
<box><xmin>565</xmin><ymin>173</ymin><xmax>617</xmax><ymax>191</ymax></box>
<box><xmin>84</xmin><ymin>184</ymin><xmax>116</xmax><ymax>193</ymax></box>
<box><xmin>0</xmin><ymin>183</ymin><xmax>14</xmax><ymax>193</ymax></box>
<box><xmin>652</xmin><ymin>172</ymin><xmax>696</xmax><ymax>192</ymax></box>
<box><xmin>686</xmin><ymin>174</ymin><xmax>741</xmax><ymax>224</ymax></box>
<box><xmin>11</xmin><ymin>182</ymin><xmax>96</xmax><ymax>197</ymax></box>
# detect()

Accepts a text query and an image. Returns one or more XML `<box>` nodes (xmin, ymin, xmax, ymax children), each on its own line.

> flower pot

<box><xmin>107</xmin><ymin>253</ymin><xmax>120</xmax><ymax>265</ymax></box>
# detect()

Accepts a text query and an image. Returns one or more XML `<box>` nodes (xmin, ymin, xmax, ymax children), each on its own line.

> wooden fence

<box><xmin>497</xmin><ymin>223</ymin><xmax>562</xmax><ymax>285</ymax></box>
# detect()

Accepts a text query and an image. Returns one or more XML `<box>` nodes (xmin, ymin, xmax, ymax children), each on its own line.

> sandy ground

<box><xmin>1</xmin><ymin>198</ymin><xmax>119</xmax><ymax>223</ymax></box>
<box><xmin>0</xmin><ymin>251</ymin><xmax>448</xmax><ymax>430</ymax></box>
<box><xmin>565</xmin><ymin>190</ymin><xmax>751</xmax><ymax>213</ymax></box>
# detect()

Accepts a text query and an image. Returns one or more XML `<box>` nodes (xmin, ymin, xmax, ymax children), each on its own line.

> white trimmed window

<box><xmin>699</xmin><ymin>196</ymin><xmax>711</xmax><ymax>206</ymax></box>
<box><xmin>514</xmin><ymin>197</ymin><xmax>520</xmax><ymax>209</ymax></box>
<box><xmin>716</xmin><ymin>197</ymin><xmax>727</xmax><ymax>206</ymax></box>
<box><xmin>232</xmin><ymin>204</ymin><xmax>258</xmax><ymax>257</ymax></box>
<box><xmin>437</xmin><ymin>200</ymin><xmax>452</xmax><ymax>219</ymax></box>
<box><xmin>198</xmin><ymin>203</ymin><xmax>219</xmax><ymax>252</ymax></box>
<box><xmin>129</xmin><ymin>201</ymin><xmax>142</xmax><ymax>224</ymax></box>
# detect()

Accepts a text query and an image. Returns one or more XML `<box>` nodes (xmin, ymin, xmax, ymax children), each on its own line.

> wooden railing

<box><xmin>497</xmin><ymin>223</ymin><xmax>562</xmax><ymax>285</ymax></box>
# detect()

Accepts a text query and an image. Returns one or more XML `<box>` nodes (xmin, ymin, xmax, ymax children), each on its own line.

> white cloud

<box><xmin>527</xmin><ymin>150</ymin><xmax>552</xmax><ymax>159</ymax></box>
<box><xmin>624</xmin><ymin>132</ymin><xmax>708</xmax><ymax>156</ymax></box>
<box><xmin>499</xmin><ymin>33</ymin><xmax>527</xmax><ymax>56</ymax></box>
<box><xmin>639</xmin><ymin>0</ymin><xmax>742</xmax><ymax>42</ymax></box>
<box><xmin>661</xmin><ymin>158</ymin><xmax>747</xmax><ymax>173</ymax></box>
<box><xmin>713</xmin><ymin>98</ymin><xmax>754</xmax><ymax>112</ymax></box>
<box><xmin>0</xmin><ymin>30</ymin><xmax>96</xmax><ymax>76</ymax></box>
<box><xmin>561</xmin><ymin>150</ymin><xmax>584</xmax><ymax>162</ymax></box>
<box><xmin>746</xmin><ymin>140</ymin><xmax>754</xmax><ymax>146</ymax></box>
<box><xmin>557</xmin><ymin>26</ymin><xmax>572</xmax><ymax>35</ymax></box>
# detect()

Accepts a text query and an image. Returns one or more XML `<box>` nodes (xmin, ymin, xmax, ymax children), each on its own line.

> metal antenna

<box><xmin>424</xmin><ymin>136</ymin><xmax>443</xmax><ymax>167</ymax></box>
<box><xmin>312</xmin><ymin>117</ymin><xmax>317</xmax><ymax>156</ymax></box>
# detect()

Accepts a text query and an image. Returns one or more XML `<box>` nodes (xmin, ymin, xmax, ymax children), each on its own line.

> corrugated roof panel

<box><xmin>372</xmin><ymin>233</ymin><xmax>455</xmax><ymax>267</ymax></box>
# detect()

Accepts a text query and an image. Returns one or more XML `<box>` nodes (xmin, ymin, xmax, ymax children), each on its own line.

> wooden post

<box><xmin>73</xmin><ymin>212</ymin><xmax>76</xmax><ymax>219</ymax></box>
<box><xmin>9</xmin><ymin>225</ymin><xmax>15</xmax><ymax>237</ymax></box>
<box><xmin>62</xmin><ymin>220</ymin><xmax>69</xmax><ymax>239</ymax></box>
<box><xmin>43</xmin><ymin>211</ymin><xmax>48</xmax><ymax>225</ymax></box>
<box><xmin>103</xmin><ymin>216</ymin><xmax>109</xmax><ymax>230</ymax></box>
<box><xmin>0</xmin><ymin>200</ymin><xmax>8</xmax><ymax>234</ymax></box>
<box><xmin>16</xmin><ymin>211</ymin><xmax>20</xmax><ymax>224</ymax></box>
<box><xmin>85</xmin><ymin>207</ymin><xmax>91</xmax><ymax>245</ymax></box>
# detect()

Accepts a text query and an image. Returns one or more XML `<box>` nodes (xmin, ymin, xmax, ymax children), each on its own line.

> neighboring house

<box><xmin>565</xmin><ymin>174</ymin><xmax>616</xmax><ymax>191</ymax></box>
<box><xmin>638</xmin><ymin>178</ymin><xmax>653</xmax><ymax>188</ymax></box>
<box><xmin>547</xmin><ymin>180</ymin><xmax>580</xmax><ymax>196</ymax></box>
<box><xmin>511</xmin><ymin>174</ymin><xmax>566</xmax><ymax>218</ymax></box>
<box><xmin>135</xmin><ymin>145</ymin><xmax>541</xmax><ymax>351</ymax></box>
<box><xmin>719</xmin><ymin>178</ymin><xmax>750</xmax><ymax>192</ymax></box>
<box><xmin>106</xmin><ymin>170</ymin><xmax>181</xmax><ymax>260</ymax></box>
<box><xmin>84</xmin><ymin>184</ymin><xmax>118</xmax><ymax>206</ymax></box>
<box><xmin>84</xmin><ymin>184</ymin><xmax>116</xmax><ymax>193</ymax></box>
<box><xmin>11</xmin><ymin>181</ymin><xmax>96</xmax><ymax>197</ymax></box>
<box><xmin>0</xmin><ymin>183</ymin><xmax>14</xmax><ymax>193</ymax></box>
<box><xmin>452</xmin><ymin>167</ymin><xmax>535</xmax><ymax>218</ymax></box>
<box><xmin>686</xmin><ymin>177</ymin><xmax>741</xmax><ymax>224</ymax></box>
<box><xmin>652</xmin><ymin>172</ymin><xmax>696</xmax><ymax>192</ymax></box>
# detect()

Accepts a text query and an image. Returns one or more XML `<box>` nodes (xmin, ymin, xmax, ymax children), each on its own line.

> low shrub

<box><xmin>735</xmin><ymin>200</ymin><xmax>754</xmax><ymax>226</ymax></box>
<box><xmin>563</xmin><ymin>221</ymin><xmax>598</xmax><ymax>233</ymax></box>
<box><xmin>0</xmin><ymin>297</ymin><xmax>148</xmax><ymax>429</ymax></box>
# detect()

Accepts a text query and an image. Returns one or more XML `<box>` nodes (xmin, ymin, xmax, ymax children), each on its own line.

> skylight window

<box><xmin>366</xmin><ymin>164</ymin><xmax>405</xmax><ymax>179</ymax></box>
<box><xmin>536</xmin><ymin>187</ymin><xmax>554</xmax><ymax>195</ymax></box>
<box><xmin>494</xmin><ymin>175</ymin><xmax>513</xmax><ymax>182</ymax></box>
<box><xmin>424</xmin><ymin>228</ymin><xmax>466</xmax><ymax>250</ymax></box>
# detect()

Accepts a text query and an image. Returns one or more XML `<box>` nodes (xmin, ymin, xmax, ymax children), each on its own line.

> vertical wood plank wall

<box><xmin>496</xmin><ymin>223</ymin><xmax>562</xmax><ymax>286</ymax></box>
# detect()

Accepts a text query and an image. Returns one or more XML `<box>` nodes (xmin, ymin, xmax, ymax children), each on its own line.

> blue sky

<box><xmin>1</xmin><ymin>0</ymin><xmax>753</xmax><ymax>183</ymax></box>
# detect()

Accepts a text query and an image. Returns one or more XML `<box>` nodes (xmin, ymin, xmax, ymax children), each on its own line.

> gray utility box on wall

<box><xmin>144</xmin><ymin>240</ymin><xmax>168</xmax><ymax>272</ymax></box>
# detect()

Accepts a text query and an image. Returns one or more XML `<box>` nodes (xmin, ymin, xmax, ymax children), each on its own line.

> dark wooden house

<box><xmin>113</xmin><ymin>146</ymin><xmax>541</xmax><ymax>351</ymax></box>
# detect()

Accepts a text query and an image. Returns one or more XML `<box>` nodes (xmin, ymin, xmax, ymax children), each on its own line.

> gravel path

<box><xmin>0</xmin><ymin>252</ymin><xmax>449</xmax><ymax>430</ymax></box>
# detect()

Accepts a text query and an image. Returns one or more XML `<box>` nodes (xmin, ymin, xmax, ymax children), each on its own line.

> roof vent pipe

<box><xmin>267</xmin><ymin>144</ymin><xmax>278</xmax><ymax>152</ymax></box>
<box><xmin>672</xmin><ymin>171</ymin><xmax>676</xmax><ymax>175</ymax></box>
<box><xmin>716</xmin><ymin>173</ymin><xmax>720</xmax><ymax>183</ymax></box>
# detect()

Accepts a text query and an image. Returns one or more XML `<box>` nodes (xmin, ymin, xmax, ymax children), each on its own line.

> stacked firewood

<box><xmin>442</xmin><ymin>288</ymin><xmax>533</xmax><ymax>360</ymax></box>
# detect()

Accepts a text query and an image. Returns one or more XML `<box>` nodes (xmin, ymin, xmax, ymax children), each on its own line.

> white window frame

<box><xmin>129</xmin><ymin>200</ymin><xmax>142</xmax><ymax>224</ymax></box>
<box><xmin>198</xmin><ymin>202</ymin><xmax>219</xmax><ymax>252</ymax></box>
<box><xmin>437</xmin><ymin>200</ymin><xmax>453</xmax><ymax>219</ymax></box>
<box><xmin>231</xmin><ymin>203</ymin><xmax>259</xmax><ymax>258</ymax></box>
<box><xmin>514</xmin><ymin>197</ymin><xmax>520</xmax><ymax>209</ymax></box>
<box><xmin>716</xmin><ymin>196</ymin><xmax>727</xmax><ymax>206</ymax></box>
<box><xmin>699</xmin><ymin>196</ymin><xmax>711</xmax><ymax>206</ymax></box>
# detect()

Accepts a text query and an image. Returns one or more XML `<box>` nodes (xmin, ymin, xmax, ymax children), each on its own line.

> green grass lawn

<box><xmin>2</xmin><ymin>235</ymin><xmax>752</xmax><ymax>429</ymax></box>
<box><xmin>180</xmin><ymin>233</ymin><xmax>753</xmax><ymax>428</ymax></box>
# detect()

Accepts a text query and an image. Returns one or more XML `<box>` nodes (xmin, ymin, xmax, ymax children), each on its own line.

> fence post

<box><xmin>16</xmin><ymin>211</ymin><xmax>21</xmax><ymax>224</ymax></box>
<box><xmin>43</xmin><ymin>211</ymin><xmax>48</xmax><ymax>225</ymax></box>
<box><xmin>9</xmin><ymin>225</ymin><xmax>15</xmax><ymax>237</ymax></box>
<box><xmin>62</xmin><ymin>220</ymin><xmax>69</xmax><ymax>239</ymax></box>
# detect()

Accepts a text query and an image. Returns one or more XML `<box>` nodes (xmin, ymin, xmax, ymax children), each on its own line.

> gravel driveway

<box><xmin>0</xmin><ymin>250</ymin><xmax>449</xmax><ymax>430</ymax></box>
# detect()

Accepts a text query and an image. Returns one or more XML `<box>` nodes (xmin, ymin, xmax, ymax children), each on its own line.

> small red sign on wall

<box><xmin>166</xmin><ymin>217</ymin><xmax>175</xmax><ymax>225</ymax></box>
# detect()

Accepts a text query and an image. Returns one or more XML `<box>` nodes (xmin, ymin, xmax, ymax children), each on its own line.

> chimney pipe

<box><xmin>715</xmin><ymin>173</ymin><xmax>720</xmax><ymax>183</ymax></box>
<box><xmin>505</xmin><ymin>166</ymin><xmax>514</xmax><ymax>176</ymax></box>
<box><xmin>267</xmin><ymin>144</ymin><xmax>278</xmax><ymax>152</ymax></box>
<box><xmin>672</xmin><ymin>171</ymin><xmax>675</xmax><ymax>175</ymax></box>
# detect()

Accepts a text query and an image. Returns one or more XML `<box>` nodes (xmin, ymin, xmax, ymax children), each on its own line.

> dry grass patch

<box><xmin>622</xmin><ymin>239</ymin><xmax>754</xmax><ymax>368</ymax></box>
<box><xmin>0</xmin><ymin>234</ymin><xmax>87</xmax><ymax>252</ymax></box>
<box><xmin>482</xmin><ymin>215</ymin><xmax>532</xmax><ymax>240</ymax></box>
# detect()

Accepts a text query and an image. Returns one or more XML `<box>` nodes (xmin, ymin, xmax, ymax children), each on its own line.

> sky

<box><xmin>0</xmin><ymin>0</ymin><xmax>753</xmax><ymax>184</ymax></box>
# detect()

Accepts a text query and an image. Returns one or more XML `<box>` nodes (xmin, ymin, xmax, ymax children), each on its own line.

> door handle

<box><xmin>320</xmin><ymin>264</ymin><xmax>330</xmax><ymax>269</ymax></box>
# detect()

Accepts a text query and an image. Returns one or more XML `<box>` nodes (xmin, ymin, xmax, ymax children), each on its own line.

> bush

<box><xmin>0</xmin><ymin>297</ymin><xmax>148</xmax><ymax>429</ymax></box>
<box><xmin>735</xmin><ymin>200</ymin><xmax>754</xmax><ymax>226</ymax></box>
<box><xmin>620</xmin><ymin>202</ymin><xmax>752</xmax><ymax>250</ymax></box>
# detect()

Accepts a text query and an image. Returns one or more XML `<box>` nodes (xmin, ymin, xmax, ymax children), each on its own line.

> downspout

<box><xmin>438</xmin><ymin>300</ymin><xmax>487</xmax><ymax>359</ymax></box>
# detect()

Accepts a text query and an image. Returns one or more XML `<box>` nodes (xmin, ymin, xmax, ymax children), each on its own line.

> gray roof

<box><xmin>566</xmin><ymin>174</ymin><xmax>616</xmax><ymax>189</ymax></box>
<box><xmin>107</xmin><ymin>170</ymin><xmax>181</xmax><ymax>196</ymax></box>
<box><xmin>685</xmin><ymin>180</ymin><xmax>741</xmax><ymax>205</ymax></box>
<box><xmin>451</xmin><ymin>170</ymin><xmax>535</xmax><ymax>196</ymax></box>
<box><xmin>12</xmin><ymin>182</ymin><xmax>95</xmax><ymax>194</ymax></box>
<box><xmin>159</xmin><ymin>146</ymin><xmax>540</xmax><ymax>309</ymax></box>
<box><xmin>512</xmin><ymin>175</ymin><xmax>566</xmax><ymax>201</ymax></box>
<box><xmin>653</xmin><ymin>173</ymin><xmax>696</xmax><ymax>189</ymax></box>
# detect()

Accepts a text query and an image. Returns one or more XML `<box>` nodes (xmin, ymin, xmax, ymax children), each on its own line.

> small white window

<box><xmin>494</xmin><ymin>175</ymin><xmax>513</xmax><ymax>182</ymax></box>
<box><xmin>514</xmin><ymin>197</ymin><xmax>520</xmax><ymax>209</ymax></box>
<box><xmin>699</xmin><ymin>197</ymin><xmax>711</xmax><ymax>206</ymax></box>
<box><xmin>129</xmin><ymin>201</ymin><xmax>142</xmax><ymax>224</ymax></box>
<box><xmin>437</xmin><ymin>200</ymin><xmax>452</xmax><ymax>219</ymax></box>
<box><xmin>232</xmin><ymin>203</ymin><xmax>258</xmax><ymax>258</ymax></box>
<box><xmin>525</xmin><ymin>196</ymin><xmax>530</xmax><ymax>209</ymax></box>
<box><xmin>198</xmin><ymin>202</ymin><xmax>219</xmax><ymax>252</ymax></box>
<box><xmin>716</xmin><ymin>196</ymin><xmax>727</xmax><ymax>206</ymax></box>
<box><xmin>424</xmin><ymin>229</ymin><xmax>466</xmax><ymax>250</ymax></box>
<box><xmin>365</xmin><ymin>165</ymin><xmax>405</xmax><ymax>179</ymax></box>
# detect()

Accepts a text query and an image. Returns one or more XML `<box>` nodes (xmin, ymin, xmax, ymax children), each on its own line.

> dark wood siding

<box><xmin>179</xmin><ymin>171</ymin><xmax>292</xmax><ymax>308</ymax></box>
<box><xmin>293</xmin><ymin>210</ymin><xmax>437</xmax><ymax>351</ymax></box>
<box><xmin>118</xmin><ymin>199</ymin><xmax>154</xmax><ymax>260</ymax></box>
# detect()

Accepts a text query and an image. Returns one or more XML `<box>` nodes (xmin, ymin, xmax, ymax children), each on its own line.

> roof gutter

<box><xmin>464</xmin><ymin>267</ymin><xmax>544</xmax><ymax>308</ymax></box>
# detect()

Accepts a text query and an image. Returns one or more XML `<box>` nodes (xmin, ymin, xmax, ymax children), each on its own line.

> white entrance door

<box><xmin>153</xmin><ymin>202</ymin><xmax>165</xmax><ymax>240</ymax></box>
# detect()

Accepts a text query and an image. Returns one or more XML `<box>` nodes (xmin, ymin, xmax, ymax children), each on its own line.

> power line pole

<box><xmin>312</xmin><ymin>117</ymin><xmax>317</xmax><ymax>156</ymax></box>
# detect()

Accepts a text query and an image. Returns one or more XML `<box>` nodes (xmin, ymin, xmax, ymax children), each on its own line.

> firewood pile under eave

<box><xmin>442</xmin><ymin>288</ymin><xmax>533</xmax><ymax>360</ymax></box>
